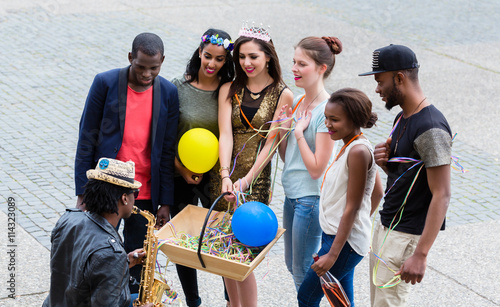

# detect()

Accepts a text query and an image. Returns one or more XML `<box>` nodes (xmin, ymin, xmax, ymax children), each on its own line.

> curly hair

<box><xmin>82</xmin><ymin>179</ymin><xmax>132</xmax><ymax>215</ymax></box>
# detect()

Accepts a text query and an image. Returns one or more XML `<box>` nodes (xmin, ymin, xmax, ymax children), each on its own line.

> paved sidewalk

<box><xmin>0</xmin><ymin>0</ymin><xmax>499</xmax><ymax>306</ymax></box>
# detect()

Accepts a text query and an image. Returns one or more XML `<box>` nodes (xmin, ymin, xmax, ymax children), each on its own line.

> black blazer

<box><xmin>74</xmin><ymin>67</ymin><xmax>179</xmax><ymax>210</ymax></box>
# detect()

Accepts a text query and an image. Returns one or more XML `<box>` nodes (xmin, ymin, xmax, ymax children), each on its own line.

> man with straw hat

<box><xmin>44</xmin><ymin>158</ymin><xmax>153</xmax><ymax>307</ymax></box>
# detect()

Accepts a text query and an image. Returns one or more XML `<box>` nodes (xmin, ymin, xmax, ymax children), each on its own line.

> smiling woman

<box><xmin>278</xmin><ymin>36</ymin><xmax>342</xmax><ymax>293</ymax></box>
<box><xmin>213</xmin><ymin>26</ymin><xmax>293</xmax><ymax>209</ymax></box>
<box><xmin>170</xmin><ymin>28</ymin><xmax>235</xmax><ymax>307</ymax></box>
<box><xmin>211</xmin><ymin>24</ymin><xmax>294</xmax><ymax>307</ymax></box>
<box><xmin>298</xmin><ymin>88</ymin><xmax>383</xmax><ymax>307</ymax></box>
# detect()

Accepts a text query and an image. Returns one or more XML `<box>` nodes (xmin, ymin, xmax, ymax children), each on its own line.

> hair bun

<box><xmin>322</xmin><ymin>36</ymin><xmax>342</xmax><ymax>55</ymax></box>
<box><xmin>365</xmin><ymin>112</ymin><xmax>378</xmax><ymax>128</ymax></box>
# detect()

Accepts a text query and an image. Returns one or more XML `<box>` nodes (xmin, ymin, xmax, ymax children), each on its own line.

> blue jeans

<box><xmin>283</xmin><ymin>196</ymin><xmax>322</xmax><ymax>291</ymax></box>
<box><xmin>297</xmin><ymin>233</ymin><xmax>364</xmax><ymax>307</ymax></box>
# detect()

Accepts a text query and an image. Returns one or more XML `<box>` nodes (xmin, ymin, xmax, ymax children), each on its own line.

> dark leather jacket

<box><xmin>43</xmin><ymin>209</ymin><xmax>130</xmax><ymax>307</ymax></box>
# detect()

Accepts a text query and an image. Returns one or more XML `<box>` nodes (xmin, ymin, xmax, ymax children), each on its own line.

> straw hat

<box><xmin>86</xmin><ymin>158</ymin><xmax>142</xmax><ymax>189</ymax></box>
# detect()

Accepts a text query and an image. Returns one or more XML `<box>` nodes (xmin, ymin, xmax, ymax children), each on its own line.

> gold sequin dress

<box><xmin>209</xmin><ymin>84</ymin><xmax>286</xmax><ymax>211</ymax></box>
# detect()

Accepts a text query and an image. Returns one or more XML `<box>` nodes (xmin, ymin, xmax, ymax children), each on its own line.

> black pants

<box><xmin>171</xmin><ymin>175</ymin><xmax>213</xmax><ymax>307</ymax></box>
<box><xmin>171</xmin><ymin>174</ymin><xmax>230</xmax><ymax>306</ymax></box>
<box><xmin>123</xmin><ymin>199</ymin><xmax>154</xmax><ymax>294</ymax></box>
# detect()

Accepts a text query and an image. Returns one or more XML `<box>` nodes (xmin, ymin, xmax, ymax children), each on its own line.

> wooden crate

<box><xmin>156</xmin><ymin>205</ymin><xmax>285</xmax><ymax>281</ymax></box>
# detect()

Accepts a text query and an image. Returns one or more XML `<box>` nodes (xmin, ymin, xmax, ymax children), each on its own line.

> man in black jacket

<box><xmin>44</xmin><ymin>158</ymin><xmax>152</xmax><ymax>307</ymax></box>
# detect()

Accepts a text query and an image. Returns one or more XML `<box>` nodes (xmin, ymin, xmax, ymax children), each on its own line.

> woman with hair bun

<box><xmin>277</xmin><ymin>36</ymin><xmax>342</xmax><ymax>291</ymax></box>
<box><xmin>297</xmin><ymin>88</ymin><xmax>384</xmax><ymax>306</ymax></box>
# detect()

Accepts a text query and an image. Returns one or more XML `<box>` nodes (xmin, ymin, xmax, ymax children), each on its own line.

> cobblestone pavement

<box><xmin>0</xmin><ymin>0</ymin><xmax>499</xmax><ymax>306</ymax></box>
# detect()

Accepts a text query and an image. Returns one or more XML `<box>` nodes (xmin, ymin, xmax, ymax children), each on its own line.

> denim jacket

<box><xmin>43</xmin><ymin>209</ymin><xmax>130</xmax><ymax>307</ymax></box>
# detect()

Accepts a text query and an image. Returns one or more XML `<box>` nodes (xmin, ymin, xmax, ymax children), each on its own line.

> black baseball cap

<box><xmin>359</xmin><ymin>44</ymin><xmax>419</xmax><ymax>76</ymax></box>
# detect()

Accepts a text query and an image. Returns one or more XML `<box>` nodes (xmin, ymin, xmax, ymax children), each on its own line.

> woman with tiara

<box><xmin>170</xmin><ymin>28</ymin><xmax>234</xmax><ymax>307</ymax></box>
<box><xmin>211</xmin><ymin>24</ymin><xmax>293</xmax><ymax>306</ymax></box>
<box><xmin>277</xmin><ymin>36</ymin><xmax>341</xmax><ymax>291</ymax></box>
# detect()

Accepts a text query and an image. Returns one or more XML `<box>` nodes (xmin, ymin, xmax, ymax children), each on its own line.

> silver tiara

<box><xmin>238</xmin><ymin>22</ymin><xmax>271</xmax><ymax>42</ymax></box>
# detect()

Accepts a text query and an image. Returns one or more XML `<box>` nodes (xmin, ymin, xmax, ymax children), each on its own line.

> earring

<box><xmin>266</xmin><ymin>62</ymin><xmax>269</xmax><ymax>68</ymax></box>
<box><xmin>125</xmin><ymin>202</ymin><xmax>128</xmax><ymax>206</ymax></box>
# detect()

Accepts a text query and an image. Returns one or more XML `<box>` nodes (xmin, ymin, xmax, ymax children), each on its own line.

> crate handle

<box><xmin>197</xmin><ymin>192</ymin><xmax>231</xmax><ymax>268</ymax></box>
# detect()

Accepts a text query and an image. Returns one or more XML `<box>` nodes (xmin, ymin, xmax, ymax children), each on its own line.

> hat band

<box><xmin>106</xmin><ymin>173</ymin><xmax>135</xmax><ymax>184</ymax></box>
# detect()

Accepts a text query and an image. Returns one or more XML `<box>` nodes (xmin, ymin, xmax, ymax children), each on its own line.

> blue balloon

<box><xmin>232</xmin><ymin>201</ymin><xmax>278</xmax><ymax>247</ymax></box>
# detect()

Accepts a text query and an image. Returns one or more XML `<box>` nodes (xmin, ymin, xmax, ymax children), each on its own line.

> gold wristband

<box><xmin>297</xmin><ymin>135</ymin><xmax>305</xmax><ymax>142</ymax></box>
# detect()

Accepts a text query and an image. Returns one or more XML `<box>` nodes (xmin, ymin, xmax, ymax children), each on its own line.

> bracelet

<box><xmin>220</xmin><ymin>169</ymin><xmax>230</xmax><ymax>178</ymax></box>
<box><xmin>297</xmin><ymin>135</ymin><xmax>305</xmax><ymax>142</ymax></box>
<box><xmin>221</xmin><ymin>176</ymin><xmax>231</xmax><ymax>180</ymax></box>
<box><xmin>219</xmin><ymin>166</ymin><xmax>230</xmax><ymax>173</ymax></box>
<box><xmin>241</xmin><ymin>177</ymin><xmax>250</xmax><ymax>189</ymax></box>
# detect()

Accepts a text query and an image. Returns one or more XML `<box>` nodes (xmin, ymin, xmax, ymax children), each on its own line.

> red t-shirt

<box><xmin>116</xmin><ymin>86</ymin><xmax>153</xmax><ymax>200</ymax></box>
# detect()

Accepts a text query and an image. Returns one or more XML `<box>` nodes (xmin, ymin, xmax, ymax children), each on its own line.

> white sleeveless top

<box><xmin>319</xmin><ymin>138</ymin><xmax>376</xmax><ymax>256</ymax></box>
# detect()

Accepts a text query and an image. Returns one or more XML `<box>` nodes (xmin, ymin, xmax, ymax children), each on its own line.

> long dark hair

<box><xmin>228</xmin><ymin>36</ymin><xmax>284</xmax><ymax>98</ymax></box>
<box><xmin>83</xmin><ymin>179</ymin><xmax>132</xmax><ymax>215</ymax></box>
<box><xmin>184</xmin><ymin>28</ymin><xmax>235</xmax><ymax>98</ymax></box>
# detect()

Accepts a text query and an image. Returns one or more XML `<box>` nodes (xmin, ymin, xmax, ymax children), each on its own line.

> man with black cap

<box><xmin>359</xmin><ymin>44</ymin><xmax>452</xmax><ymax>306</ymax></box>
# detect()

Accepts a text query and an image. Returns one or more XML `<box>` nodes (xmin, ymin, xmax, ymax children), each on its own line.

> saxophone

<box><xmin>132</xmin><ymin>206</ymin><xmax>170</xmax><ymax>307</ymax></box>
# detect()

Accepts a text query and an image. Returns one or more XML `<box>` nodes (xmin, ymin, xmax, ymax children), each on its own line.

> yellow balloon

<box><xmin>178</xmin><ymin>128</ymin><xmax>219</xmax><ymax>173</ymax></box>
